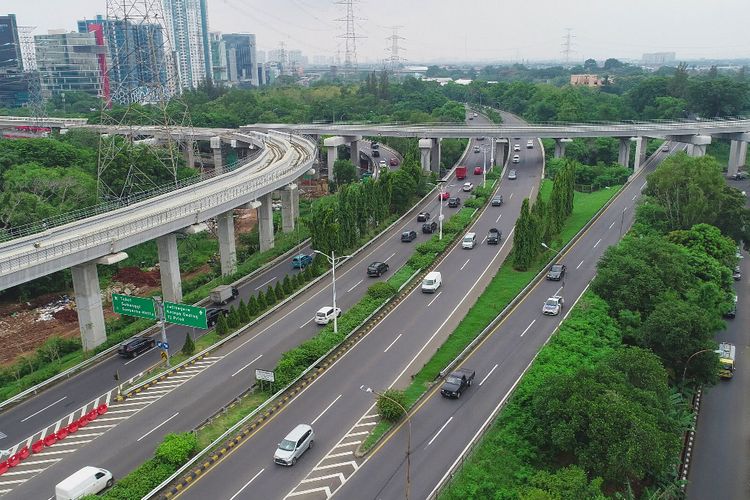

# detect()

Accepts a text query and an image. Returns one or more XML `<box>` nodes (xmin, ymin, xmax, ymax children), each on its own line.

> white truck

<box><xmin>55</xmin><ymin>466</ymin><xmax>113</xmax><ymax>499</ymax></box>
<box><xmin>210</xmin><ymin>285</ymin><xmax>239</xmax><ymax>305</ymax></box>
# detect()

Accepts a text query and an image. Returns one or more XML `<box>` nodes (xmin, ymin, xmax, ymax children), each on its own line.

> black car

<box><xmin>401</xmin><ymin>230</ymin><xmax>417</xmax><ymax>242</ymax></box>
<box><xmin>491</xmin><ymin>195</ymin><xmax>503</xmax><ymax>206</ymax></box>
<box><xmin>546</xmin><ymin>263</ymin><xmax>567</xmax><ymax>281</ymax></box>
<box><xmin>417</xmin><ymin>211</ymin><xmax>430</xmax><ymax>222</ymax></box>
<box><xmin>118</xmin><ymin>337</ymin><xmax>156</xmax><ymax>359</ymax></box>
<box><xmin>725</xmin><ymin>303</ymin><xmax>737</xmax><ymax>319</ymax></box>
<box><xmin>487</xmin><ymin>228</ymin><xmax>501</xmax><ymax>244</ymax></box>
<box><xmin>422</xmin><ymin>221</ymin><xmax>438</xmax><ymax>234</ymax></box>
<box><xmin>448</xmin><ymin>197</ymin><xmax>461</xmax><ymax>208</ymax></box>
<box><xmin>371</xmin><ymin>142</ymin><xmax>379</xmax><ymax>149</ymax></box>
<box><xmin>207</xmin><ymin>307</ymin><xmax>229</xmax><ymax>327</ymax></box>
<box><xmin>372</xmin><ymin>149</ymin><xmax>380</xmax><ymax>157</ymax></box>
<box><xmin>367</xmin><ymin>261</ymin><xmax>389</xmax><ymax>277</ymax></box>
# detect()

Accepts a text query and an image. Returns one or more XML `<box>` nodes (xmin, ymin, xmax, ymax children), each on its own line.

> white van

<box><xmin>421</xmin><ymin>271</ymin><xmax>442</xmax><ymax>293</ymax></box>
<box><xmin>55</xmin><ymin>466</ymin><xmax>113</xmax><ymax>500</ymax></box>
<box><xmin>462</xmin><ymin>232</ymin><xmax>477</xmax><ymax>249</ymax></box>
<box><xmin>274</xmin><ymin>424</ymin><xmax>314</xmax><ymax>466</ymax></box>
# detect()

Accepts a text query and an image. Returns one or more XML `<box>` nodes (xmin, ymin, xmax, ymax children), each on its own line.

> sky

<box><xmin>4</xmin><ymin>0</ymin><xmax>749</xmax><ymax>64</ymax></box>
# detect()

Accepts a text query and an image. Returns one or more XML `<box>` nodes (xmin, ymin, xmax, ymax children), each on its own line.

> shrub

<box><xmin>181</xmin><ymin>333</ymin><xmax>195</xmax><ymax>356</ymax></box>
<box><xmin>376</xmin><ymin>389</ymin><xmax>408</xmax><ymax>422</ymax></box>
<box><xmin>367</xmin><ymin>282</ymin><xmax>397</xmax><ymax>301</ymax></box>
<box><xmin>407</xmin><ymin>252</ymin><xmax>435</xmax><ymax>270</ymax></box>
<box><xmin>155</xmin><ymin>432</ymin><xmax>198</xmax><ymax>467</ymax></box>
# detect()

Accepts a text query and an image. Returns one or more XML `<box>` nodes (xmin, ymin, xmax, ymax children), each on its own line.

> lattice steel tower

<box><xmin>386</xmin><ymin>26</ymin><xmax>405</xmax><ymax>70</ymax></box>
<box><xmin>18</xmin><ymin>26</ymin><xmax>47</xmax><ymax>127</ymax></box>
<box><xmin>95</xmin><ymin>0</ymin><xmax>198</xmax><ymax>201</ymax></box>
<box><xmin>335</xmin><ymin>0</ymin><xmax>362</xmax><ymax>74</ymax></box>
<box><xmin>561</xmin><ymin>28</ymin><xmax>575</xmax><ymax>65</ymax></box>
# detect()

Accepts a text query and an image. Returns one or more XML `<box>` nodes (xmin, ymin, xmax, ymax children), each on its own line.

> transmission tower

<box><xmin>561</xmin><ymin>28</ymin><xmax>575</xmax><ymax>65</ymax></box>
<box><xmin>335</xmin><ymin>0</ymin><xmax>364</xmax><ymax>74</ymax></box>
<box><xmin>96</xmin><ymin>0</ymin><xmax>199</xmax><ymax>201</ymax></box>
<box><xmin>18</xmin><ymin>26</ymin><xmax>46</xmax><ymax>127</ymax></box>
<box><xmin>385</xmin><ymin>26</ymin><xmax>406</xmax><ymax>70</ymax></box>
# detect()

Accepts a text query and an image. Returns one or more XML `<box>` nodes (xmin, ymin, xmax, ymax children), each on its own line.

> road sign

<box><xmin>156</xmin><ymin>341</ymin><xmax>163</xmax><ymax>349</ymax></box>
<box><xmin>255</xmin><ymin>369</ymin><xmax>275</xmax><ymax>382</ymax></box>
<box><xmin>161</xmin><ymin>342</ymin><xmax>169</xmax><ymax>350</ymax></box>
<box><xmin>163</xmin><ymin>301</ymin><xmax>207</xmax><ymax>329</ymax></box>
<box><xmin>112</xmin><ymin>293</ymin><xmax>156</xmax><ymax>320</ymax></box>
<box><xmin>161</xmin><ymin>351</ymin><xmax>168</xmax><ymax>361</ymax></box>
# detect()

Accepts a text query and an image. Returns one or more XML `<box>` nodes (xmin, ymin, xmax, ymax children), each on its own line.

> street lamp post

<box><xmin>360</xmin><ymin>385</ymin><xmax>411</xmax><ymax>500</ymax></box>
<box><xmin>681</xmin><ymin>349</ymin><xmax>715</xmax><ymax>387</ymax></box>
<box><xmin>313</xmin><ymin>250</ymin><xmax>351</xmax><ymax>333</ymax></box>
<box><xmin>481</xmin><ymin>145</ymin><xmax>489</xmax><ymax>187</ymax></box>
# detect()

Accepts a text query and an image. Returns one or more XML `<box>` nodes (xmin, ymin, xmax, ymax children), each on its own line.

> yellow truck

<box><xmin>717</xmin><ymin>342</ymin><xmax>736</xmax><ymax>379</ymax></box>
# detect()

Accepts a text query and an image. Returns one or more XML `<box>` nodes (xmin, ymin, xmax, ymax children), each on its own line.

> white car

<box><xmin>473</xmin><ymin>146</ymin><xmax>480</xmax><ymax>153</ymax></box>
<box><xmin>512</xmin><ymin>154</ymin><xmax>520</xmax><ymax>164</ymax></box>
<box><xmin>508</xmin><ymin>169</ymin><xmax>517</xmax><ymax>180</ymax></box>
<box><xmin>542</xmin><ymin>296</ymin><xmax>564</xmax><ymax>316</ymax></box>
<box><xmin>513</xmin><ymin>144</ymin><xmax>521</xmax><ymax>152</ymax></box>
<box><xmin>526</xmin><ymin>140</ymin><xmax>534</xmax><ymax>149</ymax></box>
<box><xmin>314</xmin><ymin>306</ymin><xmax>341</xmax><ymax>325</ymax></box>
<box><xmin>462</xmin><ymin>182</ymin><xmax>474</xmax><ymax>192</ymax></box>
<box><xmin>379</xmin><ymin>160</ymin><xmax>387</xmax><ymax>168</ymax></box>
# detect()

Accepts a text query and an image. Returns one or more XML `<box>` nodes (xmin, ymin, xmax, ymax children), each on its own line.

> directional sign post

<box><xmin>164</xmin><ymin>302</ymin><xmax>208</xmax><ymax>330</ymax></box>
<box><xmin>111</xmin><ymin>294</ymin><xmax>156</xmax><ymax>320</ymax></box>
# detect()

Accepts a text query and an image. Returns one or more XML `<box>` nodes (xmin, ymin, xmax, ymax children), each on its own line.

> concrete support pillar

<box><xmin>419</xmin><ymin>138</ymin><xmax>432</xmax><ymax>172</ymax></box>
<box><xmin>728</xmin><ymin>140</ymin><xmax>747</xmax><ymax>177</ymax></box>
<box><xmin>71</xmin><ymin>262</ymin><xmax>107</xmax><ymax>351</ymax></box>
<box><xmin>281</xmin><ymin>184</ymin><xmax>297</xmax><ymax>233</ymax></box>
<box><xmin>210</xmin><ymin>136</ymin><xmax>223</xmax><ymax>173</ymax></box>
<box><xmin>350</xmin><ymin>140</ymin><xmax>361</xmax><ymax>168</ymax></box>
<box><xmin>326</xmin><ymin>145</ymin><xmax>338</xmax><ymax>179</ymax></box>
<box><xmin>258</xmin><ymin>192</ymin><xmax>275</xmax><ymax>252</ymax></box>
<box><xmin>618</xmin><ymin>138</ymin><xmax>631</xmax><ymax>168</ymax></box>
<box><xmin>494</xmin><ymin>140</ymin><xmax>507</xmax><ymax>166</ymax></box>
<box><xmin>183</xmin><ymin>140</ymin><xmax>195</xmax><ymax>168</ymax></box>
<box><xmin>633</xmin><ymin>136</ymin><xmax>648</xmax><ymax>173</ymax></box>
<box><xmin>687</xmin><ymin>135</ymin><xmax>711</xmax><ymax>157</ymax></box>
<box><xmin>430</xmin><ymin>138</ymin><xmax>441</xmax><ymax>173</ymax></box>
<box><xmin>554</xmin><ymin>139</ymin><xmax>566</xmax><ymax>159</ymax></box>
<box><xmin>217</xmin><ymin>210</ymin><xmax>237</xmax><ymax>276</ymax></box>
<box><xmin>157</xmin><ymin>233</ymin><xmax>183</xmax><ymax>304</ymax></box>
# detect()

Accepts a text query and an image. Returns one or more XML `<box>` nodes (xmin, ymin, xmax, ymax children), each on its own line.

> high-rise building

<box><xmin>162</xmin><ymin>0</ymin><xmax>212</xmax><ymax>89</ymax></box>
<box><xmin>209</xmin><ymin>31</ymin><xmax>227</xmax><ymax>82</ymax></box>
<box><xmin>0</xmin><ymin>14</ymin><xmax>29</xmax><ymax>107</ymax></box>
<box><xmin>223</xmin><ymin>33</ymin><xmax>258</xmax><ymax>86</ymax></box>
<box><xmin>34</xmin><ymin>30</ymin><xmax>106</xmax><ymax>97</ymax></box>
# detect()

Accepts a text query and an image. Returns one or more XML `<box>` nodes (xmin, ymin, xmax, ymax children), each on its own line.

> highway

<box><xmin>1</xmin><ymin>114</ymin><xmax>476</xmax><ymax>498</ymax></box>
<box><xmin>334</xmin><ymin>144</ymin><xmax>680</xmax><ymax>500</ymax></box>
<box><xmin>686</xmin><ymin>176</ymin><xmax>750</xmax><ymax>499</ymax></box>
<box><xmin>171</xmin><ymin>111</ymin><xmax>542</xmax><ymax>500</ymax></box>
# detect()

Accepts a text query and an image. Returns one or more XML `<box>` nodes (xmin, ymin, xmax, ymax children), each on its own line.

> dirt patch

<box><xmin>113</xmin><ymin>267</ymin><xmax>160</xmax><ymax>287</ymax></box>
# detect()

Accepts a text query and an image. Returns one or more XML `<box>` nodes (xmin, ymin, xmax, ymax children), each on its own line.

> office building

<box><xmin>209</xmin><ymin>31</ymin><xmax>228</xmax><ymax>82</ymax></box>
<box><xmin>163</xmin><ymin>0</ymin><xmax>212</xmax><ymax>88</ymax></box>
<box><xmin>35</xmin><ymin>30</ymin><xmax>106</xmax><ymax>97</ymax></box>
<box><xmin>223</xmin><ymin>33</ymin><xmax>258</xmax><ymax>86</ymax></box>
<box><xmin>0</xmin><ymin>14</ymin><xmax>29</xmax><ymax>107</ymax></box>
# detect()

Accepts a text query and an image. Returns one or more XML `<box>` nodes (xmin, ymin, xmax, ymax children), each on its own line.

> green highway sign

<box><xmin>164</xmin><ymin>301</ymin><xmax>207</xmax><ymax>329</ymax></box>
<box><xmin>112</xmin><ymin>293</ymin><xmax>156</xmax><ymax>320</ymax></box>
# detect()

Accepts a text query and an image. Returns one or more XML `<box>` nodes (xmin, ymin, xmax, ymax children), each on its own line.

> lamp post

<box><xmin>428</xmin><ymin>181</ymin><xmax>446</xmax><ymax>240</ymax></box>
<box><xmin>313</xmin><ymin>250</ymin><xmax>351</xmax><ymax>333</ymax></box>
<box><xmin>360</xmin><ymin>385</ymin><xmax>411</xmax><ymax>500</ymax></box>
<box><xmin>681</xmin><ymin>349</ymin><xmax>715</xmax><ymax>387</ymax></box>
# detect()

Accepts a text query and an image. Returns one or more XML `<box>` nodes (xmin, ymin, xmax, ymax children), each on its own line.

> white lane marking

<box><xmin>576</xmin><ymin>260</ymin><xmax>584</xmax><ymax>270</ymax></box>
<box><xmin>529</xmin><ymin>186</ymin><xmax>534</xmax><ymax>198</ymax></box>
<box><xmin>136</xmin><ymin>412</ymin><xmax>179</xmax><ymax>442</ymax></box>
<box><xmin>496</xmin><ymin>214</ymin><xmax>502</xmax><ymax>223</ymax></box>
<box><xmin>123</xmin><ymin>348</ymin><xmax>157</xmax><ymax>364</ymax></box>
<box><xmin>460</xmin><ymin>258</ymin><xmax>471</xmax><ymax>271</ymax></box>
<box><xmin>509</xmin><ymin>192</ymin><xmax>514</xmax><ymax>200</ymax></box>
<box><xmin>254</xmin><ymin>276</ymin><xmax>276</xmax><ymax>290</ymax></box>
<box><xmin>632</xmin><ymin>194</ymin><xmax>637</xmax><ymax>201</ymax></box>
<box><xmin>481</xmin><ymin>236</ymin><xmax>487</xmax><ymax>244</ymax></box>
<box><xmin>554</xmin><ymin>286</ymin><xmax>563</xmax><ymax>296</ymax></box>
<box><xmin>311</xmin><ymin>394</ymin><xmax>342</xmax><ymax>426</ymax></box>
<box><xmin>608</xmin><ymin>220</ymin><xmax>616</xmax><ymax>229</ymax></box>
<box><xmin>326</xmin><ymin>451</ymin><xmax>354</xmax><ymax>459</ymax></box>
<box><xmin>347</xmin><ymin>279</ymin><xmax>363</xmax><ymax>293</ymax></box>
<box><xmin>0</xmin><ymin>468</ymin><xmax>48</xmax><ymax>476</ymax></box>
<box><xmin>333</xmin><ymin>440</ymin><xmax>361</xmax><ymax>449</ymax></box>
<box><xmin>229</xmin><ymin>469</ymin><xmax>265</xmax><ymax>500</ymax></box>
<box><xmin>17</xmin><ymin>458</ymin><xmax>62</xmax><ymax>466</ymax></box>
<box><xmin>300</xmin><ymin>472</ymin><xmax>346</xmax><ymax>484</ymax></box>
<box><xmin>426</xmin><ymin>417</ymin><xmax>454</xmax><ymax>447</ymax></box>
<box><xmin>231</xmin><ymin>354</ymin><xmax>263</xmax><ymax>377</ymax></box>
<box><xmin>286</xmin><ymin>486</ymin><xmax>333</xmax><ymax>498</ymax></box>
<box><xmin>353</xmin><ymin>421</ymin><xmax>376</xmax><ymax>428</ymax></box>
<box><xmin>21</xmin><ymin>396</ymin><xmax>67</xmax><ymax>422</ymax></box>
<box><xmin>640</xmin><ymin>181</ymin><xmax>647</xmax><ymax>190</ymax></box>
<box><xmin>313</xmin><ymin>461</ymin><xmax>359</xmax><ymax>471</ymax></box>
<box><xmin>347</xmin><ymin>431</ymin><xmax>370</xmax><ymax>437</ymax></box>
<box><xmin>384</xmin><ymin>252</ymin><xmax>396</xmax><ymax>262</ymax></box>
<box><xmin>383</xmin><ymin>334</ymin><xmax>403</xmax><ymax>353</ymax></box>
<box><xmin>299</xmin><ymin>318</ymin><xmax>314</xmax><ymax>329</ymax></box>
<box><xmin>427</xmin><ymin>291</ymin><xmax>442</xmax><ymax>307</ymax></box>
<box><xmin>593</xmin><ymin>238</ymin><xmax>602</xmax><ymax>248</ymax></box>
<box><xmin>520</xmin><ymin>319</ymin><xmax>536</xmax><ymax>337</ymax></box>
<box><xmin>478</xmin><ymin>364</ymin><xmax>498</xmax><ymax>386</ymax></box>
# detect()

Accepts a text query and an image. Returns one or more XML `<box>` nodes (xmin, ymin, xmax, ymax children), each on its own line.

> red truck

<box><xmin>455</xmin><ymin>165</ymin><xmax>467</xmax><ymax>180</ymax></box>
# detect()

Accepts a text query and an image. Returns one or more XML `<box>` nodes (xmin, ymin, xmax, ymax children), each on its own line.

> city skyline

<box><xmin>3</xmin><ymin>0</ymin><xmax>749</xmax><ymax>65</ymax></box>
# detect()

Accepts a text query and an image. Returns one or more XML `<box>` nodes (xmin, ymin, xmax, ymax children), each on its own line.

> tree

<box><xmin>389</xmin><ymin>169</ymin><xmax>418</xmax><ymax>213</ymax></box>
<box><xmin>512</xmin><ymin>199</ymin><xmax>537</xmax><ymax>271</ymax></box>
<box><xmin>247</xmin><ymin>295</ymin><xmax>259</xmax><ymax>316</ymax></box>
<box><xmin>282</xmin><ymin>275</ymin><xmax>293</xmax><ymax>295</ymax></box>
<box><xmin>181</xmin><ymin>332</ymin><xmax>195</xmax><ymax>356</ymax></box>
<box><xmin>265</xmin><ymin>285</ymin><xmax>277</xmax><ymax>306</ymax></box>
<box><xmin>256</xmin><ymin>292</ymin><xmax>268</xmax><ymax>312</ymax></box>
<box><xmin>376</xmin><ymin>389</ymin><xmax>407</xmax><ymax>422</ymax></box>
<box><xmin>274</xmin><ymin>281</ymin><xmax>285</xmax><ymax>301</ymax></box>
<box><xmin>603</xmin><ymin>58</ymin><xmax>624</xmax><ymax>70</ymax></box>
<box><xmin>333</xmin><ymin>159</ymin><xmax>357</xmax><ymax>186</ymax></box>
<box><xmin>583</xmin><ymin>58</ymin><xmax>598</xmax><ymax>72</ymax></box>
<box><xmin>215</xmin><ymin>313</ymin><xmax>229</xmax><ymax>336</ymax></box>
<box><xmin>227</xmin><ymin>305</ymin><xmax>239</xmax><ymax>329</ymax></box>
<box><xmin>237</xmin><ymin>299</ymin><xmax>250</xmax><ymax>323</ymax></box>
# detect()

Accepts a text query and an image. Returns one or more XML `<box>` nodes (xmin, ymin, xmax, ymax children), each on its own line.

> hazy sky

<box><xmin>5</xmin><ymin>0</ymin><xmax>749</xmax><ymax>64</ymax></box>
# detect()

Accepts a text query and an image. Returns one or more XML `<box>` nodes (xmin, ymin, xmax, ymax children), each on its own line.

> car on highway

<box><xmin>417</xmin><ymin>211</ymin><xmax>431</xmax><ymax>222</ymax></box>
<box><xmin>314</xmin><ymin>306</ymin><xmax>341</xmax><ymax>325</ymax></box>
<box><xmin>473</xmin><ymin>146</ymin><xmax>480</xmax><ymax>153</ymax></box>
<box><xmin>292</xmin><ymin>253</ymin><xmax>313</xmax><ymax>268</ymax></box>
<box><xmin>421</xmin><ymin>271</ymin><xmax>442</xmax><ymax>293</ymax></box>
<box><xmin>401</xmin><ymin>230</ymin><xmax>417</xmax><ymax>242</ymax></box>
<box><xmin>422</xmin><ymin>221</ymin><xmax>438</xmax><ymax>234</ymax></box>
<box><xmin>733</xmin><ymin>265</ymin><xmax>742</xmax><ymax>280</ymax></box>
<box><xmin>55</xmin><ymin>466</ymin><xmax>113</xmax><ymax>499</ymax></box>
<box><xmin>491</xmin><ymin>194</ymin><xmax>503</xmax><ymax>206</ymax></box>
<box><xmin>206</xmin><ymin>307</ymin><xmax>229</xmax><ymax>328</ymax></box>
<box><xmin>117</xmin><ymin>337</ymin><xmax>156</xmax><ymax>359</ymax></box>
<box><xmin>661</xmin><ymin>143</ymin><xmax>670</xmax><ymax>152</ymax></box>
<box><xmin>272</xmin><ymin>200</ymin><xmax>282</xmax><ymax>211</ymax></box>
<box><xmin>367</xmin><ymin>261</ymin><xmax>389</xmax><ymax>277</ymax></box>
<box><xmin>462</xmin><ymin>182</ymin><xmax>474</xmax><ymax>192</ymax></box>
<box><xmin>379</xmin><ymin>160</ymin><xmax>387</xmax><ymax>168</ymax></box>
<box><xmin>473</xmin><ymin>112</ymin><xmax>478</xmax><ymax>118</ymax></box>
<box><xmin>448</xmin><ymin>197</ymin><xmax>461</xmax><ymax>208</ymax></box>
<box><xmin>508</xmin><ymin>170</ymin><xmax>517</xmax><ymax>180</ymax></box>
<box><xmin>513</xmin><ymin>144</ymin><xmax>521</xmax><ymax>152</ymax></box>
<box><xmin>274</xmin><ymin>424</ymin><xmax>314</xmax><ymax>466</ymax></box>
<box><xmin>542</xmin><ymin>296</ymin><xmax>564</xmax><ymax>316</ymax></box>
<box><xmin>389</xmin><ymin>157</ymin><xmax>399</xmax><ymax>167</ymax></box>
<box><xmin>487</xmin><ymin>228</ymin><xmax>501</xmax><ymax>244</ymax></box>
<box><xmin>462</xmin><ymin>232</ymin><xmax>477</xmax><ymax>249</ymax></box>
<box><xmin>546</xmin><ymin>263</ymin><xmax>567</xmax><ymax>281</ymax></box>
<box><xmin>440</xmin><ymin>368</ymin><xmax>475</xmax><ymax>398</ymax></box>
<box><xmin>477</xmin><ymin>136</ymin><xmax>485</xmax><ymax>141</ymax></box>
<box><xmin>440</xmin><ymin>191</ymin><xmax>451</xmax><ymax>201</ymax></box>
<box><xmin>512</xmin><ymin>154</ymin><xmax>520</xmax><ymax>164</ymax></box>
<box><xmin>372</xmin><ymin>149</ymin><xmax>380</xmax><ymax>157</ymax></box>
<box><xmin>469</xmin><ymin>115</ymin><xmax>474</xmax><ymax>120</ymax></box>
<box><xmin>473</xmin><ymin>166</ymin><xmax>482</xmax><ymax>175</ymax></box>
<box><xmin>527</xmin><ymin>140</ymin><xmax>534</xmax><ymax>149</ymax></box>
<box><xmin>371</xmin><ymin>142</ymin><xmax>379</xmax><ymax>149</ymax></box>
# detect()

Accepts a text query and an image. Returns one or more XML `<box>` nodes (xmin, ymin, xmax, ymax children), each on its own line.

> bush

<box><xmin>376</xmin><ymin>389</ymin><xmax>407</xmax><ymax>422</ymax></box>
<box><xmin>155</xmin><ymin>432</ymin><xmax>198</xmax><ymax>467</ymax></box>
<box><xmin>407</xmin><ymin>252</ymin><xmax>435</xmax><ymax>270</ymax></box>
<box><xmin>367</xmin><ymin>282</ymin><xmax>397</xmax><ymax>301</ymax></box>
<box><xmin>181</xmin><ymin>333</ymin><xmax>195</xmax><ymax>356</ymax></box>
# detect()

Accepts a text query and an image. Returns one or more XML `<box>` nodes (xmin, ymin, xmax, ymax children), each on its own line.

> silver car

<box><xmin>543</xmin><ymin>296</ymin><xmax>564</xmax><ymax>315</ymax></box>
<box><xmin>508</xmin><ymin>170</ymin><xmax>517</xmax><ymax>180</ymax></box>
<box><xmin>274</xmin><ymin>424</ymin><xmax>314</xmax><ymax>466</ymax></box>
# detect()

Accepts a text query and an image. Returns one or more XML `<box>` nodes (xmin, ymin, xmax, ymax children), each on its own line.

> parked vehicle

<box><xmin>717</xmin><ymin>342</ymin><xmax>736</xmax><ymax>379</ymax></box>
<box><xmin>455</xmin><ymin>166</ymin><xmax>467</xmax><ymax>180</ymax></box>
<box><xmin>731</xmin><ymin>172</ymin><xmax>748</xmax><ymax>180</ymax></box>
<box><xmin>55</xmin><ymin>466</ymin><xmax>113</xmax><ymax>500</ymax></box>
<box><xmin>117</xmin><ymin>337</ymin><xmax>156</xmax><ymax>359</ymax></box>
<box><xmin>274</xmin><ymin>424</ymin><xmax>314</xmax><ymax>466</ymax></box>
<box><xmin>422</xmin><ymin>221</ymin><xmax>438</xmax><ymax>234</ymax></box>
<box><xmin>417</xmin><ymin>211</ymin><xmax>431</xmax><ymax>222</ymax></box>
<box><xmin>440</xmin><ymin>368</ymin><xmax>475</xmax><ymax>398</ymax></box>
<box><xmin>733</xmin><ymin>265</ymin><xmax>742</xmax><ymax>280</ymax></box>
<box><xmin>546</xmin><ymin>263</ymin><xmax>567</xmax><ymax>281</ymax></box>
<box><xmin>462</xmin><ymin>232</ymin><xmax>477</xmax><ymax>249</ymax></box>
<box><xmin>401</xmin><ymin>230</ymin><xmax>417</xmax><ymax>242</ymax></box>
<box><xmin>491</xmin><ymin>195</ymin><xmax>503</xmax><ymax>206</ymax></box>
<box><xmin>421</xmin><ymin>271</ymin><xmax>442</xmax><ymax>293</ymax></box>
<box><xmin>543</xmin><ymin>296</ymin><xmax>564</xmax><ymax>315</ymax></box>
<box><xmin>448</xmin><ymin>197</ymin><xmax>461</xmax><ymax>208</ymax></box>
<box><xmin>367</xmin><ymin>261</ymin><xmax>389</xmax><ymax>277</ymax></box>
<box><xmin>206</xmin><ymin>307</ymin><xmax>229</xmax><ymax>327</ymax></box>
<box><xmin>315</xmin><ymin>306</ymin><xmax>341</xmax><ymax>325</ymax></box>
<box><xmin>292</xmin><ymin>253</ymin><xmax>313</xmax><ymax>268</ymax></box>
<box><xmin>725</xmin><ymin>295</ymin><xmax>738</xmax><ymax>318</ymax></box>
<box><xmin>210</xmin><ymin>285</ymin><xmax>240</xmax><ymax>305</ymax></box>
<box><xmin>487</xmin><ymin>228</ymin><xmax>501</xmax><ymax>244</ymax></box>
